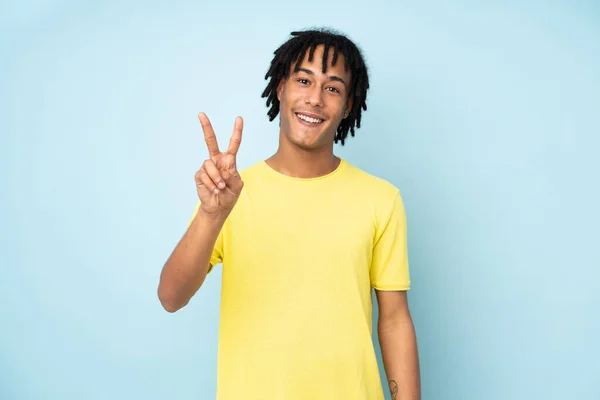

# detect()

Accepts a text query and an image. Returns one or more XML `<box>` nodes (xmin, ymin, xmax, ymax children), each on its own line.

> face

<box><xmin>276</xmin><ymin>44</ymin><xmax>353</xmax><ymax>150</ymax></box>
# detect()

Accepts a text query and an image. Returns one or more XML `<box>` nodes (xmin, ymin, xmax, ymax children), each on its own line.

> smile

<box><xmin>296</xmin><ymin>113</ymin><xmax>324</xmax><ymax>125</ymax></box>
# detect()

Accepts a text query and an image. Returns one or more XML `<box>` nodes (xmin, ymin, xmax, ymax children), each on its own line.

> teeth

<box><xmin>297</xmin><ymin>113</ymin><xmax>323</xmax><ymax>124</ymax></box>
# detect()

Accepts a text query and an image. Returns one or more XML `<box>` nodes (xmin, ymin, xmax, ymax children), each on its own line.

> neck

<box><xmin>265</xmin><ymin>134</ymin><xmax>340</xmax><ymax>179</ymax></box>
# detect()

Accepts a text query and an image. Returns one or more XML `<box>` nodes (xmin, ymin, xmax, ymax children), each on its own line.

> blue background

<box><xmin>2</xmin><ymin>1</ymin><xmax>599</xmax><ymax>399</ymax></box>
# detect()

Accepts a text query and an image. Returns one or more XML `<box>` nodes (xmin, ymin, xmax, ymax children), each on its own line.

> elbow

<box><xmin>157</xmin><ymin>285</ymin><xmax>186</xmax><ymax>313</ymax></box>
<box><xmin>161</xmin><ymin>300</ymin><xmax>181</xmax><ymax>313</ymax></box>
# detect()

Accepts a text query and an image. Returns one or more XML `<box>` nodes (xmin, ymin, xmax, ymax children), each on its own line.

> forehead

<box><xmin>292</xmin><ymin>44</ymin><xmax>351</xmax><ymax>80</ymax></box>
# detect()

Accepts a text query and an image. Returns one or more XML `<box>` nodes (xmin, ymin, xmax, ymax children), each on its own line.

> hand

<box><xmin>194</xmin><ymin>112</ymin><xmax>244</xmax><ymax>217</ymax></box>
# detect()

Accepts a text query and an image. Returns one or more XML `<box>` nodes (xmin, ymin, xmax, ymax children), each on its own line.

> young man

<box><xmin>158</xmin><ymin>29</ymin><xmax>421</xmax><ymax>400</ymax></box>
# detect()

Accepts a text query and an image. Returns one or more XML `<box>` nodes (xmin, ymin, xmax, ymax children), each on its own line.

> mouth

<box><xmin>295</xmin><ymin>112</ymin><xmax>325</xmax><ymax>126</ymax></box>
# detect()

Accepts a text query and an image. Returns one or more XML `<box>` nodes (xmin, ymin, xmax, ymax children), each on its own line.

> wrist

<box><xmin>196</xmin><ymin>207</ymin><xmax>229</xmax><ymax>225</ymax></box>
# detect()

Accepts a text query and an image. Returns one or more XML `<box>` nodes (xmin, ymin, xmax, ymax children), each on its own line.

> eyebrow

<box><xmin>296</xmin><ymin>67</ymin><xmax>347</xmax><ymax>87</ymax></box>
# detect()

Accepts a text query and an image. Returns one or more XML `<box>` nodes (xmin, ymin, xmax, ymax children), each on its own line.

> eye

<box><xmin>297</xmin><ymin>78</ymin><xmax>309</xmax><ymax>85</ymax></box>
<box><xmin>326</xmin><ymin>87</ymin><xmax>341</xmax><ymax>94</ymax></box>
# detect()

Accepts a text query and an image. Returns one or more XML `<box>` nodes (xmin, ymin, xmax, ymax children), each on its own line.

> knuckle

<box><xmin>204</xmin><ymin>159</ymin><xmax>216</xmax><ymax>169</ymax></box>
<box><xmin>202</xmin><ymin>180</ymin><xmax>215</xmax><ymax>191</ymax></box>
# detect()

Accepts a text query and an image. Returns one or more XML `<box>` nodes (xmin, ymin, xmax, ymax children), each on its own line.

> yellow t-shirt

<box><xmin>189</xmin><ymin>158</ymin><xmax>411</xmax><ymax>400</ymax></box>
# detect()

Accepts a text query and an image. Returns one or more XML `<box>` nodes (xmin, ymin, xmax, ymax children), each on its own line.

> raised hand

<box><xmin>195</xmin><ymin>112</ymin><xmax>244</xmax><ymax>217</ymax></box>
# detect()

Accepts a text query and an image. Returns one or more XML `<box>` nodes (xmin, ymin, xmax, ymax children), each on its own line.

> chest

<box><xmin>223</xmin><ymin>189</ymin><xmax>377</xmax><ymax>282</ymax></box>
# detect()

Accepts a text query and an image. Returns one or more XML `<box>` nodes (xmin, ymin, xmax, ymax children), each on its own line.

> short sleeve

<box><xmin>188</xmin><ymin>201</ymin><xmax>224</xmax><ymax>273</ymax></box>
<box><xmin>370</xmin><ymin>191</ymin><xmax>411</xmax><ymax>290</ymax></box>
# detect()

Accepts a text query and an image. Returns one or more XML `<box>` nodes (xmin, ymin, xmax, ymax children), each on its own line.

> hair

<box><xmin>261</xmin><ymin>28</ymin><xmax>370</xmax><ymax>145</ymax></box>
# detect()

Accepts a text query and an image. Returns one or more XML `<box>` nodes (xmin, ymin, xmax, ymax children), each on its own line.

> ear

<box><xmin>343</xmin><ymin>96</ymin><xmax>353</xmax><ymax>118</ymax></box>
<box><xmin>277</xmin><ymin>78</ymin><xmax>286</xmax><ymax>101</ymax></box>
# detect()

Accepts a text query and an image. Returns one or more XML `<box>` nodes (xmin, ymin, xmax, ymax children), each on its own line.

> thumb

<box><xmin>223</xmin><ymin>169</ymin><xmax>244</xmax><ymax>194</ymax></box>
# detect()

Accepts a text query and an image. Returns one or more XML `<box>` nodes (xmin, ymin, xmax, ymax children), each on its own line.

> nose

<box><xmin>305</xmin><ymin>85</ymin><xmax>323</xmax><ymax>107</ymax></box>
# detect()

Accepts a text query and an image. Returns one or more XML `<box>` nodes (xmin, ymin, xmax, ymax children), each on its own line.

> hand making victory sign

<box><xmin>195</xmin><ymin>112</ymin><xmax>244</xmax><ymax>217</ymax></box>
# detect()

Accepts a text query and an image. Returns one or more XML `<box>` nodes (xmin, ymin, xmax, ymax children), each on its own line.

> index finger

<box><xmin>226</xmin><ymin>116</ymin><xmax>243</xmax><ymax>155</ymax></box>
<box><xmin>198</xmin><ymin>112</ymin><xmax>220</xmax><ymax>157</ymax></box>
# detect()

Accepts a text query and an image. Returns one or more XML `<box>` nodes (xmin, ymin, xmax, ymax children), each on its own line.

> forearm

<box><xmin>158</xmin><ymin>210</ymin><xmax>225</xmax><ymax>312</ymax></box>
<box><xmin>378</xmin><ymin>316</ymin><xmax>421</xmax><ymax>400</ymax></box>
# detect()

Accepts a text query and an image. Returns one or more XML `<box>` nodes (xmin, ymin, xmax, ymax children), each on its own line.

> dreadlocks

<box><xmin>261</xmin><ymin>28</ymin><xmax>370</xmax><ymax>145</ymax></box>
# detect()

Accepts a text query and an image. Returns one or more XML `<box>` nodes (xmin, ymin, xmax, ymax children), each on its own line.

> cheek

<box><xmin>279</xmin><ymin>92</ymin><xmax>294</xmax><ymax>114</ymax></box>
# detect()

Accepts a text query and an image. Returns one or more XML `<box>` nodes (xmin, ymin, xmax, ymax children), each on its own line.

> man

<box><xmin>158</xmin><ymin>28</ymin><xmax>421</xmax><ymax>400</ymax></box>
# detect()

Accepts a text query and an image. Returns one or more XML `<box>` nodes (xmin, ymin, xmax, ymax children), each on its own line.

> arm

<box><xmin>158</xmin><ymin>112</ymin><xmax>244</xmax><ymax>313</ymax></box>
<box><xmin>157</xmin><ymin>210</ymin><xmax>225</xmax><ymax>312</ymax></box>
<box><xmin>376</xmin><ymin>289</ymin><xmax>421</xmax><ymax>400</ymax></box>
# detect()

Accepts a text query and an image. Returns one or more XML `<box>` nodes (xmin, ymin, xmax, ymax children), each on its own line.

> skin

<box><xmin>269</xmin><ymin>48</ymin><xmax>421</xmax><ymax>397</ymax></box>
<box><xmin>157</xmin><ymin>113</ymin><xmax>243</xmax><ymax>312</ymax></box>
<box><xmin>377</xmin><ymin>290</ymin><xmax>422</xmax><ymax>400</ymax></box>
<box><xmin>265</xmin><ymin>45</ymin><xmax>353</xmax><ymax>178</ymax></box>
<box><xmin>157</xmin><ymin>43</ymin><xmax>420</xmax><ymax>399</ymax></box>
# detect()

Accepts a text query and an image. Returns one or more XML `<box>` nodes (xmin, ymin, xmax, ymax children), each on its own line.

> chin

<box><xmin>289</xmin><ymin>127</ymin><xmax>333</xmax><ymax>149</ymax></box>
<box><xmin>287</xmin><ymin>133</ymin><xmax>320</xmax><ymax>150</ymax></box>
<box><xmin>297</xmin><ymin>125</ymin><xmax>332</xmax><ymax>146</ymax></box>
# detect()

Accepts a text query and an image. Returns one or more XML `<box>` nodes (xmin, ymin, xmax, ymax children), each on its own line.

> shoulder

<box><xmin>339</xmin><ymin>160</ymin><xmax>406</xmax><ymax>236</ymax></box>
<box><xmin>340</xmin><ymin>162</ymin><xmax>409</xmax><ymax>241</ymax></box>
<box><xmin>341</xmin><ymin>159</ymin><xmax>401</xmax><ymax>201</ymax></box>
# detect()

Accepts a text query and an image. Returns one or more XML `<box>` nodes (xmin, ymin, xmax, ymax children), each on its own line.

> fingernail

<box><xmin>213</xmin><ymin>189</ymin><xmax>219</xmax><ymax>194</ymax></box>
<box><xmin>218</xmin><ymin>182</ymin><xmax>226</xmax><ymax>189</ymax></box>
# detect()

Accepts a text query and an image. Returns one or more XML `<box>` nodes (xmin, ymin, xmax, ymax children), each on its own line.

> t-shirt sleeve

<box><xmin>188</xmin><ymin>201</ymin><xmax>224</xmax><ymax>273</ymax></box>
<box><xmin>370</xmin><ymin>190</ymin><xmax>411</xmax><ymax>290</ymax></box>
